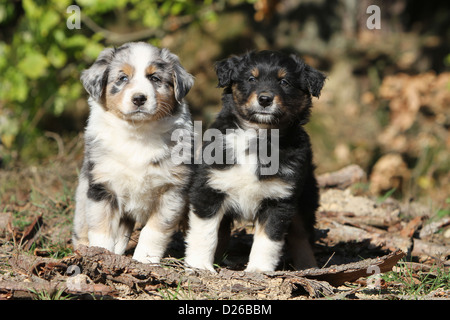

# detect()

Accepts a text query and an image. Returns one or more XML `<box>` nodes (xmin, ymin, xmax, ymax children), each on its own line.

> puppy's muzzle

<box><xmin>132</xmin><ymin>93</ymin><xmax>147</xmax><ymax>107</ymax></box>
<box><xmin>258</xmin><ymin>92</ymin><xmax>274</xmax><ymax>107</ymax></box>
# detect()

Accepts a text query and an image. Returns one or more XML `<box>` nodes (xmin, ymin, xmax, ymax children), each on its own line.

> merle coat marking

<box><xmin>73</xmin><ymin>42</ymin><xmax>194</xmax><ymax>264</ymax></box>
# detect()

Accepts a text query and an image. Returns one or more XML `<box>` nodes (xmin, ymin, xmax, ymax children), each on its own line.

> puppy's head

<box><xmin>215</xmin><ymin>51</ymin><xmax>325</xmax><ymax>126</ymax></box>
<box><xmin>81</xmin><ymin>42</ymin><xmax>193</xmax><ymax>122</ymax></box>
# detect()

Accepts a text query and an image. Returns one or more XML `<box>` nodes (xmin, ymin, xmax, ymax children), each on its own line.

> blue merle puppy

<box><xmin>72</xmin><ymin>42</ymin><xmax>194</xmax><ymax>264</ymax></box>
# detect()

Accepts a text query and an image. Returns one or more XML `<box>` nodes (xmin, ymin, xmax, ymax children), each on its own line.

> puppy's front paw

<box><xmin>132</xmin><ymin>252</ymin><xmax>161</xmax><ymax>265</ymax></box>
<box><xmin>185</xmin><ymin>257</ymin><xmax>216</xmax><ymax>273</ymax></box>
<box><xmin>244</xmin><ymin>266</ymin><xmax>264</xmax><ymax>273</ymax></box>
<box><xmin>244</xmin><ymin>262</ymin><xmax>274</xmax><ymax>273</ymax></box>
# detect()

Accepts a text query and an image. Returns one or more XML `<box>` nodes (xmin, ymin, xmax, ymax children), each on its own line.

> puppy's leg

<box><xmin>245</xmin><ymin>221</ymin><xmax>284</xmax><ymax>272</ymax></box>
<box><xmin>287</xmin><ymin>171</ymin><xmax>318</xmax><ymax>269</ymax></box>
<box><xmin>215</xmin><ymin>214</ymin><xmax>232</xmax><ymax>262</ymax></box>
<box><xmin>114</xmin><ymin>216</ymin><xmax>135</xmax><ymax>255</ymax></box>
<box><xmin>72</xmin><ymin>178</ymin><xmax>89</xmax><ymax>248</ymax></box>
<box><xmin>185</xmin><ymin>207</ymin><xmax>224</xmax><ymax>272</ymax></box>
<box><xmin>86</xmin><ymin>199</ymin><xmax>119</xmax><ymax>252</ymax></box>
<box><xmin>246</xmin><ymin>201</ymin><xmax>294</xmax><ymax>272</ymax></box>
<box><xmin>133</xmin><ymin>188</ymin><xmax>185</xmax><ymax>264</ymax></box>
<box><xmin>286</xmin><ymin>214</ymin><xmax>317</xmax><ymax>270</ymax></box>
<box><xmin>85</xmin><ymin>199</ymin><xmax>118</xmax><ymax>252</ymax></box>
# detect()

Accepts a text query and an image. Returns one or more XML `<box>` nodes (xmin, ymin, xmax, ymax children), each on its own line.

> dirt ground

<box><xmin>0</xmin><ymin>150</ymin><xmax>449</xmax><ymax>300</ymax></box>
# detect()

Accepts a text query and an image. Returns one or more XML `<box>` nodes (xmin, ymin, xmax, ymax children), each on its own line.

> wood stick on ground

<box><xmin>4</xmin><ymin>246</ymin><xmax>405</xmax><ymax>299</ymax></box>
<box><xmin>317</xmin><ymin>164</ymin><xmax>366</xmax><ymax>189</ymax></box>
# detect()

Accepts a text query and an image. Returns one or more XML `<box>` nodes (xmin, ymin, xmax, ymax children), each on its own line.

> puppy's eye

<box><xmin>148</xmin><ymin>74</ymin><xmax>161</xmax><ymax>83</ymax></box>
<box><xmin>280</xmin><ymin>79</ymin><xmax>290</xmax><ymax>87</ymax></box>
<box><xmin>118</xmin><ymin>75</ymin><xmax>128</xmax><ymax>82</ymax></box>
<box><xmin>248</xmin><ymin>76</ymin><xmax>257</xmax><ymax>83</ymax></box>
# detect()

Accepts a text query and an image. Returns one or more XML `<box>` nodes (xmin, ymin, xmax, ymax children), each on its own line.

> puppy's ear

<box><xmin>214</xmin><ymin>55</ymin><xmax>244</xmax><ymax>88</ymax></box>
<box><xmin>161</xmin><ymin>48</ymin><xmax>194</xmax><ymax>102</ymax></box>
<box><xmin>81</xmin><ymin>47</ymin><xmax>116</xmax><ymax>101</ymax></box>
<box><xmin>215</xmin><ymin>59</ymin><xmax>233</xmax><ymax>88</ymax></box>
<box><xmin>173</xmin><ymin>64</ymin><xmax>194</xmax><ymax>102</ymax></box>
<box><xmin>290</xmin><ymin>54</ymin><xmax>326</xmax><ymax>98</ymax></box>
<box><xmin>304</xmin><ymin>64</ymin><xmax>326</xmax><ymax>98</ymax></box>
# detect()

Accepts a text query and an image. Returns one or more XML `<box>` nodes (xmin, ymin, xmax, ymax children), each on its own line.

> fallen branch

<box><xmin>317</xmin><ymin>215</ymin><xmax>450</xmax><ymax>260</ymax></box>
<box><xmin>293</xmin><ymin>249</ymin><xmax>405</xmax><ymax>287</ymax></box>
<box><xmin>412</xmin><ymin>239</ymin><xmax>450</xmax><ymax>259</ymax></box>
<box><xmin>5</xmin><ymin>246</ymin><xmax>405</xmax><ymax>299</ymax></box>
<box><xmin>0</xmin><ymin>278</ymin><xmax>114</xmax><ymax>299</ymax></box>
<box><xmin>318</xmin><ymin>217</ymin><xmax>413</xmax><ymax>253</ymax></box>
<box><xmin>317</xmin><ymin>164</ymin><xmax>366</xmax><ymax>189</ymax></box>
<box><xmin>419</xmin><ymin>217</ymin><xmax>450</xmax><ymax>238</ymax></box>
<box><xmin>0</xmin><ymin>280</ymin><xmax>63</xmax><ymax>299</ymax></box>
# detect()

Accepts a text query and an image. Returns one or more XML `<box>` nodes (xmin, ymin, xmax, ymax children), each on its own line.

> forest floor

<box><xmin>0</xmin><ymin>141</ymin><xmax>449</xmax><ymax>300</ymax></box>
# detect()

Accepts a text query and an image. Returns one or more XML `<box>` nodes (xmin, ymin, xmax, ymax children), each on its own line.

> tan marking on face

<box><xmin>232</xmin><ymin>83</ymin><xmax>257</xmax><ymax>113</ymax></box>
<box><xmin>122</xmin><ymin>63</ymin><xmax>135</xmax><ymax>78</ymax></box>
<box><xmin>244</xmin><ymin>92</ymin><xmax>258</xmax><ymax>110</ymax></box>
<box><xmin>251</xmin><ymin>68</ymin><xmax>259</xmax><ymax>78</ymax></box>
<box><xmin>98</xmin><ymin>65</ymin><xmax>132</xmax><ymax>112</ymax></box>
<box><xmin>145</xmin><ymin>64</ymin><xmax>177</xmax><ymax>121</ymax></box>
<box><xmin>146</xmin><ymin>64</ymin><xmax>158</xmax><ymax>76</ymax></box>
<box><xmin>105</xmin><ymin>87</ymin><xmax>126</xmax><ymax>119</ymax></box>
<box><xmin>277</xmin><ymin>68</ymin><xmax>287</xmax><ymax>79</ymax></box>
<box><xmin>153</xmin><ymin>86</ymin><xmax>176</xmax><ymax>120</ymax></box>
<box><xmin>273</xmin><ymin>95</ymin><xmax>285</xmax><ymax>111</ymax></box>
<box><xmin>104</xmin><ymin>63</ymin><xmax>137</xmax><ymax>119</ymax></box>
<box><xmin>105</xmin><ymin>63</ymin><xmax>135</xmax><ymax>118</ymax></box>
<box><xmin>231</xmin><ymin>83</ymin><xmax>242</xmax><ymax>104</ymax></box>
<box><xmin>105</xmin><ymin>60</ymin><xmax>179</xmax><ymax>122</ymax></box>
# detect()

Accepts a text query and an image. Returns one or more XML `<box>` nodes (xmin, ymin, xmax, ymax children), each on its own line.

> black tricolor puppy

<box><xmin>185</xmin><ymin>51</ymin><xmax>325</xmax><ymax>272</ymax></box>
<box><xmin>73</xmin><ymin>42</ymin><xmax>194</xmax><ymax>264</ymax></box>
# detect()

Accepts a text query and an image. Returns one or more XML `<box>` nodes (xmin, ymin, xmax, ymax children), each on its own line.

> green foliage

<box><xmin>0</xmin><ymin>0</ymin><xmax>248</xmax><ymax>165</ymax></box>
<box><xmin>0</xmin><ymin>0</ymin><xmax>91</xmax><ymax>164</ymax></box>
<box><xmin>382</xmin><ymin>261</ymin><xmax>450</xmax><ymax>297</ymax></box>
<box><xmin>29</xmin><ymin>287</ymin><xmax>74</xmax><ymax>300</ymax></box>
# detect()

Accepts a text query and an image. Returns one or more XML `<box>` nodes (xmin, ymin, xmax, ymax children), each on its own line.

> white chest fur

<box><xmin>207</xmin><ymin>128</ymin><xmax>292</xmax><ymax>221</ymax></box>
<box><xmin>86</xmin><ymin>102</ymin><xmax>189</xmax><ymax>221</ymax></box>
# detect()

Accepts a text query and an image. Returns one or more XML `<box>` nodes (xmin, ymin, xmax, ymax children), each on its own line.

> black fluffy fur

<box><xmin>189</xmin><ymin>50</ymin><xmax>325</xmax><ymax>264</ymax></box>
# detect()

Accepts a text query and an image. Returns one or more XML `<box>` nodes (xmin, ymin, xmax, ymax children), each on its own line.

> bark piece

<box><xmin>419</xmin><ymin>217</ymin><xmax>450</xmax><ymax>238</ymax></box>
<box><xmin>412</xmin><ymin>239</ymin><xmax>450</xmax><ymax>259</ymax></box>
<box><xmin>69</xmin><ymin>246</ymin><xmax>404</xmax><ymax>295</ymax></box>
<box><xmin>283</xmin><ymin>276</ymin><xmax>335</xmax><ymax>298</ymax></box>
<box><xmin>0</xmin><ymin>278</ymin><xmax>114</xmax><ymax>299</ymax></box>
<box><xmin>0</xmin><ymin>212</ymin><xmax>12</xmax><ymax>238</ymax></box>
<box><xmin>317</xmin><ymin>164</ymin><xmax>366</xmax><ymax>189</ymax></box>
<box><xmin>4</xmin><ymin>246</ymin><xmax>405</xmax><ymax>299</ymax></box>
<box><xmin>294</xmin><ymin>249</ymin><xmax>406</xmax><ymax>287</ymax></box>
<box><xmin>318</xmin><ymin>218</ymin><xmax>413</xmax><ymax>253</ymax></box>
<box><xmin>399</xmin><ymin>216</ymin><xmax>424</xmax><ymax>238</ymax></box>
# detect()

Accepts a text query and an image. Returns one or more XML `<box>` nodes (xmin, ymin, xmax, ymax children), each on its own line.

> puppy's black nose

<box><xmin>132</xmin><ymin>94</ymin><xmax>147</xmax><ymax>107</ymax></box>
<box><xmin>258</xmin><ymin>93</ymin><xmax>274</xmax><ymax>107</ymax></box>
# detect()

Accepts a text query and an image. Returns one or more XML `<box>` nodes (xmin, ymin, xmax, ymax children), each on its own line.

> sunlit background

<box><xmin>0</xmin><ymin>0</ymin><xmax>449</xmax><ymax>206</ymax></box>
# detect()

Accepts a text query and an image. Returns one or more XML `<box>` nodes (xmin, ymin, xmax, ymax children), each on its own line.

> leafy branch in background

<box><xmin>0</xmin><ymin>0</ymin><xmax>254</xmax><ymax>165</ymax></box>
